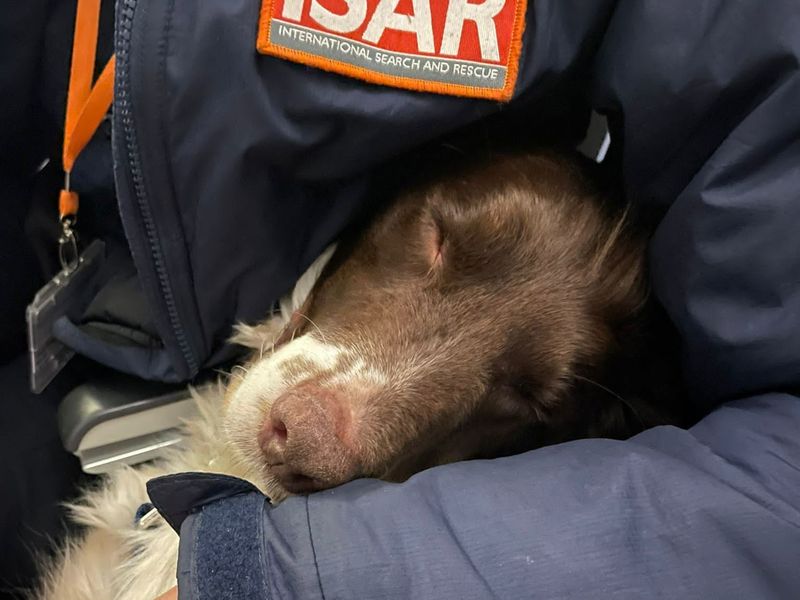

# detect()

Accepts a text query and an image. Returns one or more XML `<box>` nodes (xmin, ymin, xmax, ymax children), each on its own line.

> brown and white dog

<box><xmin>36</xmin><ymin>152</ymin><xmax>686</xmax><ymax>599</ymax></box>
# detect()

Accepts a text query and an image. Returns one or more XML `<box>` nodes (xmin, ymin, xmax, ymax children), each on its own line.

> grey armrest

<box><xmin>58</xmin><ymin>372</ymin><xmax>206</xmax><ymax>474</ymax></box>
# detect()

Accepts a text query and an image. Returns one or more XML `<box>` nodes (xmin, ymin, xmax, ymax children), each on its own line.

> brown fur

<box><xmin>233</xmin><ymin>151</ymin><xmax>687</xmax><ymax>493</ymax></box>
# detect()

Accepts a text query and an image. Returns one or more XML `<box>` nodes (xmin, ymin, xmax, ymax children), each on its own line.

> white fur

<box><xmin>34</xmin><ymin>244</ymin><xmax>399</xmax><ymax>599</ymax></box>
<box><xmin>279</xmin><ymin>244</ymin><xmax>337</xmax><ymax>322</ymax></box>
<box><xmin>223</xmin><ymin>335</ymin><xmax>347</xmax><ymax>490</ymax></box>
<box><xmin>34</xmin><ymin>384</ymin><xmax>275</xmax><ymax>600</ymax></box>
<box><xmin>35</xmin><ymin>248</ymin><xmax>339</xmax><ymax>599</ymax></box>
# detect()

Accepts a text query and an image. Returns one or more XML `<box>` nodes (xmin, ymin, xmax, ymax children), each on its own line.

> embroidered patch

<box><xmin>257</xmin><ymin>0</ymin><xmax>527</xmax><ymax>101</ymax></box>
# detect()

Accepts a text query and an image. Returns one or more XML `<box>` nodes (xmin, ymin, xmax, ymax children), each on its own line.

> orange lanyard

<box><xmin>59</xmin><ymin>0</ymin><xmax>115</xmax><ymax>255</ymax></box>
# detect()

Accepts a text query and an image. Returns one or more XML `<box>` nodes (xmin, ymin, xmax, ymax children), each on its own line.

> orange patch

<box><xmin>257</xmin><ymin>0</ymin><xmax>527</xmax><ymax>102</ymax></box>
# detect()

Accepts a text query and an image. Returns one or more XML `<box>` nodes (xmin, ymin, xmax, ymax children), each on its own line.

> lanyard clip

<box><xmin>59</xmin><ymin>217</ymin><xmax>79</xmax><ymax>273</ymax></box>
<box><xmin>58</xmin><ymin>171</ymin><xmax>80</xmax><ymax>272</ymax></box>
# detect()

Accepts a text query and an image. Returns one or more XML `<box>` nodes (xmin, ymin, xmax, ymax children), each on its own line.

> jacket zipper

<box><xmin>115</xmin><ymin>0</ymin><xmax>198</xmax><ymax>375</ymax></box>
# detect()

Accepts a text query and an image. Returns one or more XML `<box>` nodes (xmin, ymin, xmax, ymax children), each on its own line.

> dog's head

<box><xmin>223</xmin><ymin>153</ymin><xmax>681</xmax><ymax>499</ymax></box>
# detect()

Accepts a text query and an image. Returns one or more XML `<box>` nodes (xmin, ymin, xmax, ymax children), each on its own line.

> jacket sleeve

<box><xmin>169</xmin><ymin>1</ymin><xmax>800</xmax><ymax>598</ymax></box>
<box><xmin>171</xmin><ymin>395</ymin><xmax>800</xmax><ymax>600</ymax></box>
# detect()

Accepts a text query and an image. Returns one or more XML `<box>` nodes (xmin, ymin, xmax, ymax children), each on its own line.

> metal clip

<box><xmin>58</xmin><ymin>171</ymin><xmax>79</xmax><ymax>273</ymax></box>
<box><xmin>59</xmin><ymin>218</ymin><xmax>79</xmax><ymax>273</ymax></box>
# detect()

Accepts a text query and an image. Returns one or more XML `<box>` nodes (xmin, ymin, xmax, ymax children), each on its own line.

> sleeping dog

<box><xmin>37</xmin><ymin>151</ymin><xmax>686</xmax><ymax>599</ymax></box>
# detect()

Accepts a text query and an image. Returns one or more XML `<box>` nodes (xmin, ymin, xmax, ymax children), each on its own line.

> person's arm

<box><xmin>149</xmin><ymin>395</ymin><xmax>800</xmax><ymax>600</ymax></box>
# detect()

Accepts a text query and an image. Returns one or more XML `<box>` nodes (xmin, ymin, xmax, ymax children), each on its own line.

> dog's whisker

<box><xmin>229</xmin><ymin>365</ymin><xmax>250</xmax><ymax>382</ymax></box>
<box><xmin>214</xmin><ymin>367</ymin><xmax>243</xmax><ymax>383</ymax></box>
<box><xmin>573</xmin><ymin>374</ymin><xmax>646</xmax><ymax>427</ymax></box>
<box><xmin>297</xmin><ymin>313</ymin><xmax>327</xmax><ymax>344</ymax></box>
<box><xmin>270</xmin><ymin>332</ymin><xmax>279</xmax><ymax>356</ymax></box>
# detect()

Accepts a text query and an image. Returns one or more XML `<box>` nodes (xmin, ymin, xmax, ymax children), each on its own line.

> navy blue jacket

<box><xmin>150</xmin><ymin>395</ymin><xmax>800</xmax><ymax>599</ymax></box>
<box><xmin>101</xmin><ymin>0</ymin><xmax>800</xmax><ymax>597</ymax></box>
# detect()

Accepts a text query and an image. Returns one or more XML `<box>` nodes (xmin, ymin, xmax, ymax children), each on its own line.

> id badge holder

<box><xmin>26</xmin><ymin>238</ymin><xmax>107</xmax><ymax>393</ymax></box>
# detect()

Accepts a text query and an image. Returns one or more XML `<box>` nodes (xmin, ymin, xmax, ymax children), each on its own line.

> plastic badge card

<box><xmin>26</xmin><ymin>239</ymin><xmax>106</xmax><ymax>393</ymax></box>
